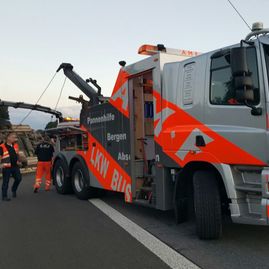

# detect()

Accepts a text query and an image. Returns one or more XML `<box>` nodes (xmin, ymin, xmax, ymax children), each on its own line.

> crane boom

<box><xmin>56</xmin><ymin>63</ymin><xmax>100</xmax><ymax>105</ymax></box>
<box><xmin>0</xmin><ymin>100</ymin><xmax>63</xmax><ymax>119</ymax></box>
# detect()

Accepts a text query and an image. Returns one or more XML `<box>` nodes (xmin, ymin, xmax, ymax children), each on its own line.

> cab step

<box><xmin>140</xmin><ymin>186</ymin><xmax>152</xmax><ymax>192</ymax></box>
<box><xmin>133</xmin><ymin>199</ymin><xmax>154</xmax><ymax>208</ymax></box>
<box><xmin>235</xmin><ymin>183</ymin><xmax>262</xmax><ymax>193</ymax></box>
<box><xmin>232</xmin><ymin>213</ymin><xmax>267</xmax><ymax>225</ymax></box>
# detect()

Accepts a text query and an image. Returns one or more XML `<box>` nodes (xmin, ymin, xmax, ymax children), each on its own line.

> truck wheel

<box><xmin>71</xmin><ymin>162</ymin><xmax>94</xmax><ymax>200</ymax></box>
<box><xmin>193</xmin><ymin>170</ymin><xmax>222</xmax><ymax>240</ymax></box>
<box><xmin>53</xmin><ymin>159</ymin><xmax>73</xmax><ymax>194</ymax></box>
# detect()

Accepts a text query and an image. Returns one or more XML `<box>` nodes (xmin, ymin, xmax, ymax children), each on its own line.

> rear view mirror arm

<box><xmin>243</xmin><ymin>100</ymin><xmax>262</xmax><ymax>116</ymax></box>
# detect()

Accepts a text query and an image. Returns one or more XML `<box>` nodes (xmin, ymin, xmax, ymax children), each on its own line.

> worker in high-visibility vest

<box><xmin>34</xmin><ymin>137</ymin><xmax>54</xmax><ymax>193</ymax></box>
<box><xmin>0</xmin><ymin>133</ymin><xmax>22</xmax><ymax>201</ymax></box>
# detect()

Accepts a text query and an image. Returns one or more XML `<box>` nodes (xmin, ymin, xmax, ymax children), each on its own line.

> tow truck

<box><xmin>50</xmin><ymin>22</ymin><xmax>269</xmax><ymax>239</ymax></box>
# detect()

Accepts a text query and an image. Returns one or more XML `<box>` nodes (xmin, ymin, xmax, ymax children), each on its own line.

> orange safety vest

<box><xmin>0</xmin><ymin>143</ymin><xmax>19</xmax><ymax>168</ymax></box>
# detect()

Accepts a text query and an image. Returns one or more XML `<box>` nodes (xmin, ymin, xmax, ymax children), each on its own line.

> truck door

<box><xmin>205</xmin><ymin>46</ymin><xmax>267</xmax><ymax>163</ymax></box>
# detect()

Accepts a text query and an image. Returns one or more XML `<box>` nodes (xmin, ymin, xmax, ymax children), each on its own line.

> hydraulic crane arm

<box><xmin>0</xmin><ymin>100</ymin><xmax>63</xmax><ymax>120</ymax></box>
<box><xmin>56</xmin><ymin>63</ymin><xmax>100</xmax><ymax>105</ymax></box>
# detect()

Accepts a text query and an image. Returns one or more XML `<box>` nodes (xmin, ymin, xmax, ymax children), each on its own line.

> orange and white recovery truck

<box><xmin>49</xmin><ymin>22</ymin><xmax>269</xmax><ymax>239</ymax></box>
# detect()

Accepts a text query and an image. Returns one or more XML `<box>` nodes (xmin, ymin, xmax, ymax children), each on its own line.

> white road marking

<box><xmin>89</xmin><ymin>198</ymin><xmax>200</xmax><ymax>269</ymax></box>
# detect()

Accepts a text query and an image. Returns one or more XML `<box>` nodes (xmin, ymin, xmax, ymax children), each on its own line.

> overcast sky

<box><xmin>1</xmin><ymin>0</ymin><xmax>269</xmax><ymax>128</ymax></box>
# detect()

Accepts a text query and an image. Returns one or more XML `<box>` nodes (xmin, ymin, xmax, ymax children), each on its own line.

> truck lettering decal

<box><xmin>154</xmin><ymin>107</ymin><xmax>175</xmax><ymax>137</ymax></box>
<box><xmin>90</xmin><ymin>147</ymin><xmax>110</xmax><ymax>178</ymax></box>
<box><xmin>90</xmin><ymin>147</ymin><xmax>95</xmax><ymax>165</ymax></box>
<box><xmin>109</xmin><ymin>69</ymin><xmax>130</xmax><ymax>118</ymax></box>
<box><xmin>118</xmin><ymin>152</ymin><xmax>131</xmax><ymax>161</ymax></box>
<box><xmin>99</xmin><ymin>154</ymin><xmax>110</xmax><ymax>178</ymax></box>
<box><xmin>121</xmin><ymin>180</ymin><xmax>126</xmax><ymax>192</ymax></box>
<box><xmin>111</xmin><ymin>169</ymin><xmax>119</xmax><ymax>190</ymax></box>
<box><xmin>125</xmin><ymin>184</ymin><xmax>131</xmax><ymax>202</ymax></box>
<box><xmin>78</xmin><ymin>132</ymin><xmax>132</xmax><ymax>202</ymax></box>
<box><xmin>107</xmin><ymin>133</ymin><xmax>127</xmax><ymax>143</ymax></box>
<box><xmin>94</xmin><ymin>150</ymin><xmax>103</xmax><ymax>170</ymax></box>
<box><xmin>110</xmin><ymin>81</ymin><xmax>128</xmax><ymax>110</ymax></box>
<box><xmin>87</xmin><ymin>113</ymin><xmax>115</xmax><ymax>125</ymax></box>
<box><xmin>111</xmin><ymin>168</ymin><xmax>131</xmax><ymax>199</ymax></box>
<box><xmin>117</xmin><ymin>173</ymin><xmax>122</xmax><ymax>191</ymax></box>
<box><xmin>153</xmin><ymin>95</ymin><xmax>175</xmax><ymax>137</ymax></box>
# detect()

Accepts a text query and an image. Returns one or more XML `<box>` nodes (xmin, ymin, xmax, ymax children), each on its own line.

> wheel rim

<box><xmin>74</xmin><ymin>169</ymin><xmax>84</xmax><ymax>192</ymax></box>
<box><xmin>56</xmin><ymin>166</ymin><xmax>64</xmax><ymax>187</ymax></box>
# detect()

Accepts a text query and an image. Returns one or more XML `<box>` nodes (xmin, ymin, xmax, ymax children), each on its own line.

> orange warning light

<box><xmin>138</xmin><ymin>44</ymin><xmax>159</xmax><ymax>55</ymax></box>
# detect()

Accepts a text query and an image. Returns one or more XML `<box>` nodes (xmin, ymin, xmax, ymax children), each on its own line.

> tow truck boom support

<box><xmin>56</xmin><ymin>63</ymin><xmax>100</xmax><ymax>105</ymax></box>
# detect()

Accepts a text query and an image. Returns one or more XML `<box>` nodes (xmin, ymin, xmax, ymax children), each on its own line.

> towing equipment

<box><xmin>51</xmin><ymin>22</ymin><xmax>269</xmax><ymax>239</ymax></box>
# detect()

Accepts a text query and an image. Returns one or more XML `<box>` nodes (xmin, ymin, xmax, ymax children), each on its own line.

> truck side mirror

<box><xmin>235</xmin><ymin>89</ymin><xmax>254</xmax><ymax>103</ymax></box>
<box><xmin>230</xmin><ymin>47</ymin><xmax>248</xmax><ymax>75</ymax></box>
<box><xmin>234</xmin><ymin>76</ymin><xmax>254</xmax><ymax>102</ymax></box>
<box><xmin>230</xmin><ymin>47</ymin><xmax>254</xmax><ymax>103</ymax></box>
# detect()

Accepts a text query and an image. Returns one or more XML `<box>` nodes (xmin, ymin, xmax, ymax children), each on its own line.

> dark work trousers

<box><xmin>2</xmin><ymin>166</ymin><xmax>22</xmax><ymax>198</ymax></box>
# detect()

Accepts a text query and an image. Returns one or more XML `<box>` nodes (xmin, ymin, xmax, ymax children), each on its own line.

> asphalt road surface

<box><xmin>1</xmin><ymin>173</ymin><xmax>269</xmax><ymax>269</ymax></box>
<box><xmin>0</xmin><ymin>173</ymin><xmax>170</xmax><ymax>269</ymax></box>
<box><xmin>103</xmin><ymin>195</ymin><xmax>269</xmax><ymax>269</ymax></box>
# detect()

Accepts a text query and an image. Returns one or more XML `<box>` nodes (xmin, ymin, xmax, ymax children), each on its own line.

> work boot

<box><xmin>2</xmin><ymin>197</ymin><xmax>11</xmax><ymax>202</ymax></box>
<box><xmin>34</xmin><ymin>188</ymin><xmax>38</xmax><ymax>193</ymax></box>
<box><xmin>12</xmin><ymin>192</ymin><xmax>17</xmax><ymax>198</ymax></box>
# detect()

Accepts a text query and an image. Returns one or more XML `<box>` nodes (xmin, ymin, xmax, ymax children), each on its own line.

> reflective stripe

<box><xmin>35</xmin><ymin>180</ymin><xmax>42</xmax><ymax>185</ymax></box>
<box><xmin>14</xmin><ymin>144</ymin><xmax>19</xmax><ymax>154</ymax></box>
<box><xmin>0</xmin><ymin>143</ymin><xmax>19</xmax><ymax>167</ymax></box>
<box><xmin>34</xmin><ymin>180</ymin><xmax>42</xmax><ymax>189</ymax></box>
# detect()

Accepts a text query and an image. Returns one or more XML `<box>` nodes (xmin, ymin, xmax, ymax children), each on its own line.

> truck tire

<box><xmin>193</xmin><ymin>170</ymin><xmax>222</xmax><ymax>240</ymax></box>
<box><xmin>71</xmin><ymin>162</ymin><xmax>94</xmax><ymax>200</ymax></box>
<box><xmin>53</xmin><ymin>159</ymin><xmax>73</xmax><ymax>194</ymax></box>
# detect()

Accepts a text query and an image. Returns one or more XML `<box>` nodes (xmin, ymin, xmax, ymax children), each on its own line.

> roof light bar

<box><xmin>138</xmin><ymin>44</ymin><xmax>200</xmax><ymax>58</ymax></box>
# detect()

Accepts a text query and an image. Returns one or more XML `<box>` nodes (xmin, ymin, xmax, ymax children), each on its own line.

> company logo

<box><xmin>175</xmin><ymin>128</ymin><xmax>213</xmax><ymax>160</ymax></box>
<box><xmin>109</xmin><ymin>69</ymin><xmax>130</xmax><ymax>118</ymax></box>
<box><xmin>110</xmin><ymin>81</ymin><xmax>128</xmax><ymax>112</ymax></box>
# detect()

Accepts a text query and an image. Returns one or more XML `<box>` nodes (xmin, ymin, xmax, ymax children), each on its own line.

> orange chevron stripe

<box><xmin>153</xmin><ymin>90</ymin><xmax>265</xmax><ymax>167</ymax></box>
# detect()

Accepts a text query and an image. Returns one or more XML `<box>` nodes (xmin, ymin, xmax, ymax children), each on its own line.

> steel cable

<box><xmin>19</xmin><ymin>72</ymin><xmax>57</xmax><ymax>124</ymax></box>
<box><xmin>54</xmin><ymin>76</ymin><xmax>66</xmax><ymax>111</ymax></box>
